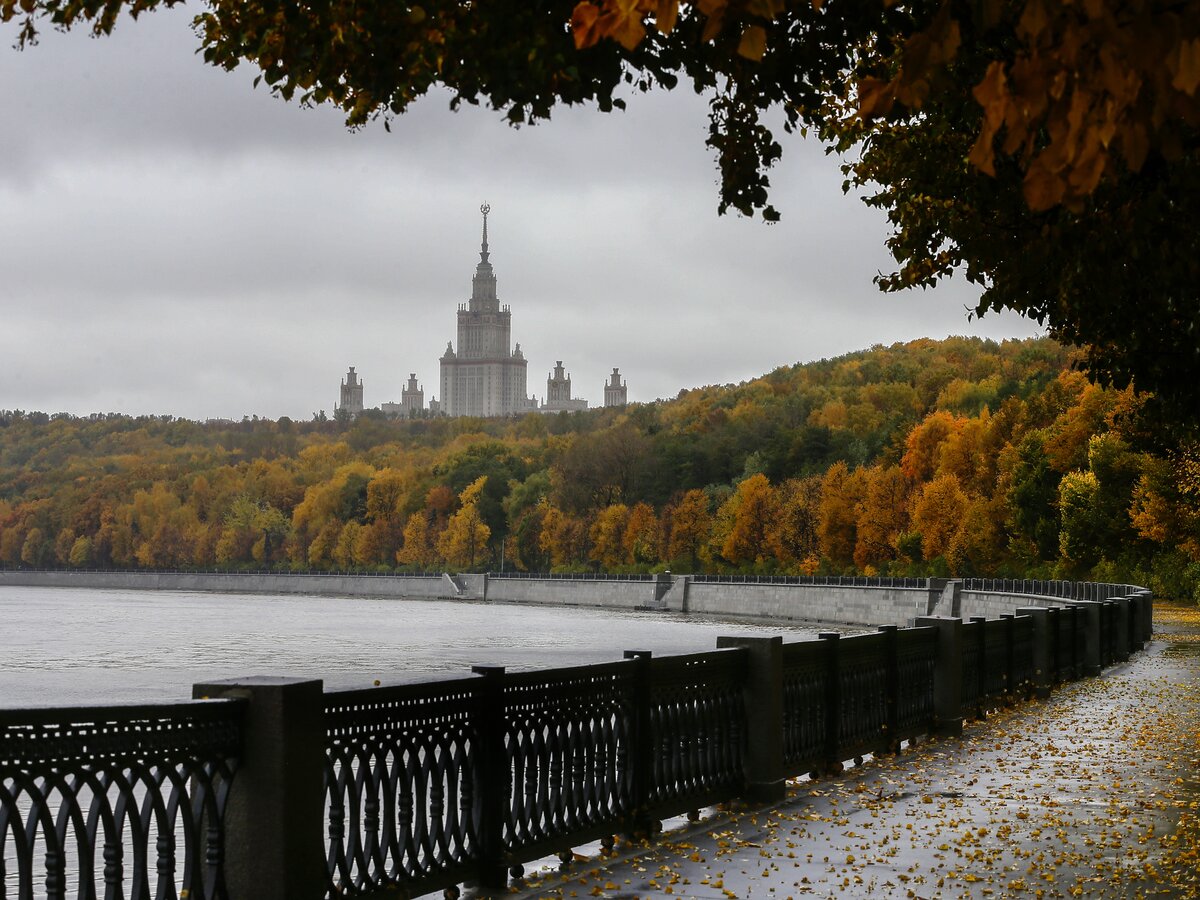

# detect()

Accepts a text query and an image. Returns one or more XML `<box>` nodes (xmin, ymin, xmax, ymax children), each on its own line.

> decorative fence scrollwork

<box><xmin>323</xmin><ymin>677</ymin><xmax>480</xmax><ymax>898</ymax></box>
<box><xmin>781</xmin><ymin>641</ymin><xmax>827</xmax><ymax>774</ymax></box>
<box><xmin>894</xmin><ymin>628</ymin><xmax>937</xmax><ymax>742</ymax></box>
<box><xmin>500</xmin><ymin>662</ymin><xmax>635</xmax><ymax>857</ymax></box>
<box><xmin>0</xmin><ymin>700</ymin><xmax>242</xmax><ymax>900</ymax></box>
<box><xmin>836</xmin><ymin>633</ymin><xmax>890</xmax><ymax>762</ymax></box>
<box><xmin>645</xmin><ymin>650</ymin><xmax>746</xmax><ymax>818</ymax></box>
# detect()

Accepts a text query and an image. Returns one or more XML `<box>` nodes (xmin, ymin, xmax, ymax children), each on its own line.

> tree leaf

<box><xmin>737</xmin><ymin>25</ymin><xmax>767</xmax><ymax>62</ymax></box>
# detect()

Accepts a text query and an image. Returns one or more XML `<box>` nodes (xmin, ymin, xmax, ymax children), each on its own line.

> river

<box><xmin>0</xmin><ymin>585</ymin><xmax>825</xmax><ymax>707</ymax></box>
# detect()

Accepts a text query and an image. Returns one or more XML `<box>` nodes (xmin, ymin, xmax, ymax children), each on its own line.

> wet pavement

<box><xmin>500</xmin><ymin>605</ymin><xmax>1200</xmax><ymax>900</ymax></box>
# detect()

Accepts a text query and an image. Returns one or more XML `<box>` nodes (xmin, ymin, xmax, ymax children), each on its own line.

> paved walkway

<box><xmin>505</xmin><ymin>605</ymin><xmax>1200</xmax><ymax>900</ymax></box>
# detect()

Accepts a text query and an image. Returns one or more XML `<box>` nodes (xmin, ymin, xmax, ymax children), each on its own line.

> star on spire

<box><xmin>480</xmin><ymin>203</ymin><xmax>491</xmax><ymax>264</ymax></box>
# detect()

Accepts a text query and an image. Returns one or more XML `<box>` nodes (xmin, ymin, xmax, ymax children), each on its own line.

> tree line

<box><xmin>2</xmin><ymin>336</ymin><xmax>1198</xmax><ymax>601</ymax></box>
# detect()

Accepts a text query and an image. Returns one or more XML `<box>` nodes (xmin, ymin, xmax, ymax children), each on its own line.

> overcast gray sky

<box><xmin>0</xmin><ymin>8</ymin><xmax>1041</xmax><ymax>421</ymax></box>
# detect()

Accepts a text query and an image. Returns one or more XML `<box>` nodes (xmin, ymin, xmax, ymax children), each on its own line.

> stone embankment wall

<box><xmin>0</xmin><ymin>570</ymin><xmax>1137</xmax><ymax>628</ymax></box>
<box><xmin>960</xmin><ymin>590</ymin><xmax>1065</xmax><ymax>620</ymax></box>
<box><xmin>0</xmin><ymin>569</ymin><xmax>448</xmax><ymax>600</ymax></box>
<box><xmin>679</xmin><ymin>578</ymin><xmax>932</xmax><ymax>626</ymax></box>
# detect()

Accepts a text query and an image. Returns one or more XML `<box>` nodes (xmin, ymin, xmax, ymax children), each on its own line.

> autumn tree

<box><xmin>589</xmin><ymin>503</ymin><xmax>630</xmax><ymax>570</ymax></box>
<box><xmin>818</xmin><ymin>462</ymin><xmax>866</xmax><ymax>569</ymax></box>
<box><xmin>397</xmin><ymin>511</ymin><xmax>438</xmax><ymax>569</ymax></box>
<box><xmin>712</xmin><ymin>473</ymin><xmax>778</xmax><ymax>568</ymax></box>
<box><xmin>503</xmin><ymin>472</ymin><xmax>553</xmax><ymax>572</ymax></box>
<box><xmin>437</xmin><ymin>476</ymin><xmax>492</xmax><ymax>569</ymax></box>
<box><xmin>773</xmin><ymin>476</ymin><xmax>822</xmax><ymax>570</ymax></box>
<box><xmin>911</xmin><ymin>474</ymin><xmax>968</xmax><ymax>565</ymax></box>
<box><xmin>539</xmin><ymin>503</ymin><xmax>588</xmax><ymax>570</ymax></box>
<box><xmin>664</xmin><ymin>489</ymin><xmax>711</xmax><ymax>571</ymax></box>
<box><xmin>854</xmin><ymin>465</ymin><xmax>910</xmax><ymax>570</ymax></box>
<box><xmin>623</xmin><ymin>502</ymin><xmax>662</xmax><ymax>567</ymax></box>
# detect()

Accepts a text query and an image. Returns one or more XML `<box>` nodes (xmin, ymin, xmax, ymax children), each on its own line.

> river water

<box><xmin>0</xmin><ymin>585</ymin><xmax>825</xmax><ymax>708</ymax></box>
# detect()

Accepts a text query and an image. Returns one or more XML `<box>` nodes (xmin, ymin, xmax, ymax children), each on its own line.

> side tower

<box><xmin>540</xmin><ymin>361</ymin><xmax>589</xmax><ymax>413</ymax></box>
<box><xmin>439</xmin><ymin>204</ymin><xmax>531</xmax><ymax>416</ymax></box>
<box><xmin>401</xmin><ymin>373</ymin><xmax>425</xmax><ymax>415</ymax></box>
<box><xmin>604</xmin><ymin>367</ymin><xmax>628</xmax><ymax>407</ymax></box>
<box><xmin>337</xmin><ymin>366</ymin><xmax>364</xmax><ymax>419</ymax></box>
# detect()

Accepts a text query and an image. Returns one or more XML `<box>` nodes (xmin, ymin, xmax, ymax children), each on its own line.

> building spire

<box><xmin>480</xmin><ymin>202</ymin><xmax>491</xmax><ymax>264</ymax></box>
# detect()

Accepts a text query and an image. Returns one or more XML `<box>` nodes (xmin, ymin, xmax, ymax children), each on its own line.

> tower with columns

<box><xmin>604</xmin><ymin>368</ymin><xmax>628</xmax><ymax>407</ymax></box>
<box><xmin>336</xmin><ymin>367</ymin><xmax>364</xmax><ymax>419</ymax></box>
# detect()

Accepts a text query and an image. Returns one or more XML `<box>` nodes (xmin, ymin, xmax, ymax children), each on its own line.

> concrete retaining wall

<box><xmin>0</xmin><ymin>570</ymin><xmax>450</xmax><ymax>600</ymax></box>
<box><xmin>682</xmin><ymin>581</ymin><xmax>933</xmax><ymax>626</ymax></box>
<box><xmin>484</xmin><ymin>577</ymin><xmax>657</xmax><ymax>609</ymax></box>
<box><xmin>961</xmin><ymin>591</ymin><xmax>1077</xmax><ymax>620</ymax></box>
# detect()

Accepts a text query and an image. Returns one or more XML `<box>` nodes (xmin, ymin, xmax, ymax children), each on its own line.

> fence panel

<box><xmin>780</xmin><ymin>641</ymin><xmax>827</xmax><ymax>776</ymax></box>
<box><xmin>501</xmin><ymin>661</ymin><xmax>634</xmax><ymax>860</ymax></box>
<box><xmin>894</xmin><ymin>628</ymin><xmax>936</xmax><ymax>743</ymax></box>
<box><xmin>0</xmin><ymin>700</ymin><xmax>242</xmax><ymax>900</ymax></box>
<box><xmin>645</xmin><ymin>651</ymin><xmax>746</xmax><ymax>820</ymax></box>
<box><xmin>1010</xmin><ymin>615</ymin><xmax>1034</xmax><ymax>694</ymax></box>
<box><xmin>961</xmin><ymin>620</ymin><xmax>983</xmax><ymax>716</ymax></box>
<box><xmin>835</xmin><ymin>633</ymin><xmax>889</xmax><ymax>761</ymax></box>
<box><xmin>324</xmin><ymin>678</ymin><xmax>480</xmax><ymax>899</ymax></box>
<box><xmin>982</xmin><ymin>619</ymin><xmax>1010</xmax><ymax>707</ymax></box>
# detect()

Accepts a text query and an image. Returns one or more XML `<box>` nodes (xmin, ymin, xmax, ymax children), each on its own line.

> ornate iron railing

<box><xmin>0</xmin><ymin>700</ymin><xmax>242</xmax><ymax>900</ymax></box>
<box><xmin>780</xmin><ymin>641</ymin><xmax>827</xmax><ymax>774</ymax></box>
<box><xmin>894</xmin><ymin>627</ymin><xmax>937</xmax><ymax>742</ymax></box>
<box><xmin>835</xmin><ymin>633</ymin><xmax>890</xmax><ymax>762</ymax></box>
<box><xmin>961</xmin><ymin>620</ymin><xmax>984</xmax><ymax>715</ymax></box>
<box><xmin>500</xmin><ymin>662</ymin><xmax>634</xmax><ymax>857</ymax></box>
<box><xmin>644</xmin><ymin>651</ymin><xmax>746</xmax><ymax>819</ymax></box>
<box><xmin>323</xmin><ymin>677</ymin><xmax>481</xmax><ymax>899</ymax></box>
<box><xmin>1010</xmin><ymin>614</ymin><xmax>1035</xmax><ymax>692</ymax></box>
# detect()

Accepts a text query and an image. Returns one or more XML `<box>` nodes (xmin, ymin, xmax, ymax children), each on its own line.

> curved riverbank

<box><xmin>0</xmin><ymin>568</ymin><xmax>1147</xmax><ymax>629</ymax></box>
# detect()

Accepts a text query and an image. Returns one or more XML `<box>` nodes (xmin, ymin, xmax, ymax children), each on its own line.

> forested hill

<box><xmin>2</xmin><ymin>336</ymin><xmax>1198</xmax><ymax>601</ymax></box>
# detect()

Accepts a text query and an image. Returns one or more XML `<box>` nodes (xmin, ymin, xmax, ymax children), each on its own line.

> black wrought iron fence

<box><xmin>323</xmin><ymin>676</ymin><xmax>481</xmax><ymax>899</ymax></box>
<box><xmin>0</xmin><ymin>700</ymin><xmax>243</xmax><ymax>900</ymax></box>
<box><xmin>780</xmin><ymin>641</ymin><xmax>828</xmax><ymax>774</ymax></box>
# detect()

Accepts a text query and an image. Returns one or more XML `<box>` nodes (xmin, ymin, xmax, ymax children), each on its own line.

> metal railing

<box><xmin>0</xmin><ymin>700</ymin><xmax>244</xmax><ymax>900</ymax></box>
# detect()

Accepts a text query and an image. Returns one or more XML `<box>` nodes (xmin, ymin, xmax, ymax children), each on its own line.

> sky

<box><xmin>0</xmin><ymin>8</ymin><xmax>1041</xmax><ymax>422</ymax></box>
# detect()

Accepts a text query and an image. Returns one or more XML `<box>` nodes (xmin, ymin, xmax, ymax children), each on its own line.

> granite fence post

<box><xmin>1113</xmin><ymin>597</ymin><xmax>1131</xmax><ymax>662</ymax></box>
<box><xmin>191</xmin><ymin>677</ymin><xmax>325</xmax><ymax>900</ymax></box>
<box><xmin>717</xmin><ymin>635</ymin><xmax>785</xmax><ymax>802</ymax></box>
<box><xmin>819</xmin><ymin>632</ymin><xmax>842</xmax><ymax>772</ymax></box>
<box><xmin>914</xmin><ymin>616</ymin><xmax>964</xmax><ymax>737</ymax></box>
<box><xmin>471</xmin><ymin>665</ymin><xmax>508</xmax><ymax>890</ymax></box>
<box><xmin>878</xmin><ymin>624</ymin><xmax>900</xmax><ymax>752</ymax></box>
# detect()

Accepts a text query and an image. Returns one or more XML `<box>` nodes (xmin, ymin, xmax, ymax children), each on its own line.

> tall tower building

<box><xmin>604</xmin><ymin>368</ymin><xmax>628</xmax><ymax>407</ymax></box>
<box><xmin>337</xmin><ymin>366</ymin><xmax>364</xmax><ymax>419</ymax></box>
<box><xmin>439</xmin><ymin>205</ymin><xmax>532</xmax><ymax>417</ymax></box>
